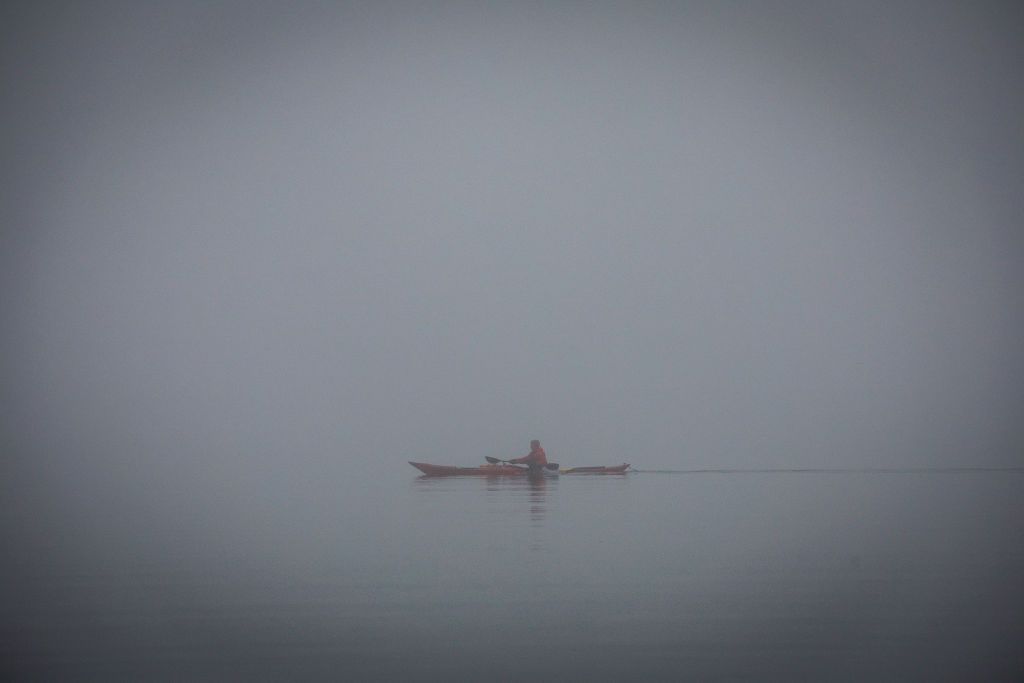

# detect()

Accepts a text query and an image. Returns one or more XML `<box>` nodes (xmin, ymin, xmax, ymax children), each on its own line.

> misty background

<box><xmin>1</xmin><ymin>2</ymin><xmax>1023</xmax><ymax>678</ymax></box>
<box><xmin>5</xmin><ymin>1</ymin><xmax>1022</xmax><ymax>471</ymax></box>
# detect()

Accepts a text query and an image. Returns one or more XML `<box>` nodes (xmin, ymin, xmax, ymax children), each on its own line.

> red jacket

<box><xmin>510</xmin><ymin>446</ymin><xmax>547</xmax><ymax>466</ymax></box>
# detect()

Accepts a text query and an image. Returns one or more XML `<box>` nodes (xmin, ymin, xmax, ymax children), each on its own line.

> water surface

<box><xmin>7</xmin><ymin>468</ymin><xmax>1023</xmax><ymax>680</ymax></box>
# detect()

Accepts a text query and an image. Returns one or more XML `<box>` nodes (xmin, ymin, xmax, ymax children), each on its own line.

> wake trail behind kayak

<box><xmin>634</xmin><ymin>467</ymin><xmax>1024</xmax><ymax>474</ymax></box>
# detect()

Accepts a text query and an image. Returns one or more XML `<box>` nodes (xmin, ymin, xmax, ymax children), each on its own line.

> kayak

<box><xmin>561</xmin><ymin>464</ymin><xmax>632</xmax><ymax>474</ymax></box>
<box><xmin>409</xmin><ymin>462</ymin><xmax>631</xmax><ymax>477</ymax></box>
<box><xmin>410</xmin><ymin>462</ymin><xmax>528</xmax><ymax>476</ymax></box>
<box><xmin>409</xmin><ymin>462</ymin><xmax>557</xmax><ymax>477</ymax></box>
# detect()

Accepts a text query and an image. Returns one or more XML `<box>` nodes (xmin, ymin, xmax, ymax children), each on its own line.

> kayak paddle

<box><xmin>485</xmin><ymin>456</ymin><xmax>559</xmax><ymax>471</ymax></box>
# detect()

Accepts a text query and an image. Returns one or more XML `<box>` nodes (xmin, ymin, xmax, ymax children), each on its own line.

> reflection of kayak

<box><xmin>409</xmin><ymin>462</ymin><xmax>630</xmax><ymax>476</ymax></box>
<box><xmin>409</xmin><ymin>462</ymin><xmax>558</xmax><ymax>477</ymax></box>
<box><xmin>561</xmin><ymin>464</ymin><xmax>632</xmax><ymax>474</ymax></box>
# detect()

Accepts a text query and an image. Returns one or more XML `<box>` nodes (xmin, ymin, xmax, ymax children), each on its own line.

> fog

<box><xmin>2</xmin><ymin>2</ymin><xmax>1023</xmax><ymax>677</ymax></box>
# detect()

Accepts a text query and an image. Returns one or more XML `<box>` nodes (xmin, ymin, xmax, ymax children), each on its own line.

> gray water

<box><xmin>6</xmin><ymin>468</ymin><xmax>1022</xmax><ymax>681</ymax></box>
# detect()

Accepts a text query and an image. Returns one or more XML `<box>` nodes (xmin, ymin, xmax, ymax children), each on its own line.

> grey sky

<box><xmin>3</xmin><ymin>1</ymin><xmax>1022</xmax><ymax>481</ymax></box>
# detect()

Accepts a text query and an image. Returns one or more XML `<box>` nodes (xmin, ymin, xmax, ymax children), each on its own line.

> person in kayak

<box><xmin>509</xmin><ymin>440</ymin><xmax>548</xmax><ymax>472</ymax></box>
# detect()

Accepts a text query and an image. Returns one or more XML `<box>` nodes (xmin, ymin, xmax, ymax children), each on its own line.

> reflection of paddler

<box><xmin>526</xmin><ymin>462</ymin><xmax>548</xmax><ymax>523</ymax></box>
<box><xmin>527</xmin><ymin>470</ymin><xmax>548</xmax><ymax>493</ymax></box>
<box><xmin>508</xmin><ymin>439</ymin><xmax>548</xmax><ymax>474</ymax></box>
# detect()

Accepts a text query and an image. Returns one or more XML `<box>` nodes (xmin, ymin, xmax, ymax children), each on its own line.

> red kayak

<box><xmin>409</xmin><ymin>462</ymin><xmax>529</xmax><ymax>476</ymax></box>
<box><xmin>409</xmin><ymin>462</ymin><xmax>631</xmax><ymax>477</ymax></box>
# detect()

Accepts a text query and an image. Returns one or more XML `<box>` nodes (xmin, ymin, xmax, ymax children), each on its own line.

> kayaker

<box><xmin>509</xmin><ymin>440</ymin><xmax>548</xmax><ymax>472</ymax></box>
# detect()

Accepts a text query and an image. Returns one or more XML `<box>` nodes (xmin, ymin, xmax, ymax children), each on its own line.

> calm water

<box><xmin>7</xmin><ymin>468</ymin><xmax>1023</xmax><ymax>680</ymax></box>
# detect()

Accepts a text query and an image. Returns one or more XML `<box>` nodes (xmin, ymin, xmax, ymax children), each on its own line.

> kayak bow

<box><xmin>560</xmin><ymin>464</ymin><xmax>631</xmax><ymax>474</ymax></box>
<box><xmin>409</xmin><ymin>462</ymin><xmax>530</xmax><ymax>476</ymax></box>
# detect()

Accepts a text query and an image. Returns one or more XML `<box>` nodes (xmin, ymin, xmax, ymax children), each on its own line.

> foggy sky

<box><xmin>3</xmin><ymin>0</ymin><xmax>1023</xmax><ymax>485</ymax></box>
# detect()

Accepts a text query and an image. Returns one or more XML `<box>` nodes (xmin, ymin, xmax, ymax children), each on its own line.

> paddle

<box><xmin>485</xmin><ymin>456</ymin><xmax>559</xmax><ymax>471</ymax></box>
